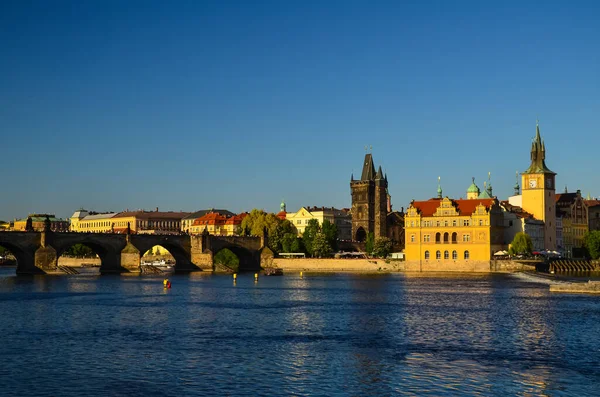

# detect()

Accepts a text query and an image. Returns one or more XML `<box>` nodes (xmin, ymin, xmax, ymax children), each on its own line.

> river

<box><xmin>0</xmin><ymin>268</ymin><xmax>599</xmax><ymax>396</ymax></box>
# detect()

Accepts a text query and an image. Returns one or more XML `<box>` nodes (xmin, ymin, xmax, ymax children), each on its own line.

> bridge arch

<box><xmin>128</xmin><ymin>235</ymin><xmax>194</xmax><ymax>272</ymax></box>
<box><xmin>213</xmin><ymin>245</ymin><xmax>257</xmax><ymax>271</ymax></box>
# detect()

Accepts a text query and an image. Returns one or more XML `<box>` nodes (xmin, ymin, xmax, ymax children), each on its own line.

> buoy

<box><xmin>233</xmin><ymin>273</ymin><xmax>237</xmax><ymax>280</ymax></box>
<box><xmin>163</xmin><ymin>278</ymin><xmax>169</xmax><ymax>288</ymax></box>
<box><xmin>254</xmin><ymin>273</ymin><xmax>259</xmax><ymax>282</ymax></box>
<box><xmin>167</xmin><ymin>281</ymin><xmax>171</xmax><ymax>289</ymax></box>
<box><xmin>300</xmin><ymin>271</ymin><xmax>303</xmax><ymax>278</ymax></box>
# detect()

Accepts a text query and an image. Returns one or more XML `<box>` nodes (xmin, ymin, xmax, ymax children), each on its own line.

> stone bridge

<box><xmin>0</xmin><ymin>229</ymin><xmax>273</xmax><ymax>275</ymax></box>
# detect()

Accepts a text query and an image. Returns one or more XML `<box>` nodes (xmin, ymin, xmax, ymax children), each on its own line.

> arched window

<box><xmin>436</xmin><ymin>250</ymin><xmax>441</xmax><ymax>260</ymax></box>
<box><xmin>452</xmin><ymin>250</ymin><xmax>457</xmax><ymax>260</ymax></box>
<box><xmin>444</xmin><ymin>250</ymin><xmax>449</xmax><ymax>259</ymax></box>
<box><xmin>443</xmin><ymin>232</ymin><xmax>449</xmax><ymax>243</ymax></box>
<box><xmin>479</xmin><ymin>219</ymin><xmax>483</xmax><ymax>226</ymax></box>
<box><xmin>464</xmin><ymin>250</ymin><xmax>470</xmax><ymax>260</ymax></box>
<box><xmin>452</xmin><ymin>220</ymin><xmax>457</xmax><ymax>226</ymax></box>
<box><xmin>435</xmin><ymin>233</ymin><xmax>441</xmax><ymax>243</ymax></box>
<box><xmin>452</xmin><ymin>232</ymin><xmax>457</xmax><ymax>243</ymax></box>
<box><xmin>424</xmin><ymin>251</ymin><xmax>430</xmax><ymax>260</ymax></box>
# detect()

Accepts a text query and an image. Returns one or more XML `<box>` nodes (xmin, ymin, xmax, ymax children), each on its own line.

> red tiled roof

<box><xmin>225</xmin><ymin>213</ymin><xmax>247</xmax><ymax>225</ymax></box>
<box><xmin>276</xmin><ymin>211</ymin><xmax>287</xmax><ymax>220</ymax></box>
<box><xmin>585</xmin><ymin>199</ymin><xmax>600</xmax><ymax>207</ymax></box>
<box><xmin>410</xmin><ymin>198</ymin><xmax>495</xmax><ymax>217</ymax></box>
<box><xmin>192</xmin><ymin>212</ymin><xmax>228</xmax><ymax>226</ymax></box>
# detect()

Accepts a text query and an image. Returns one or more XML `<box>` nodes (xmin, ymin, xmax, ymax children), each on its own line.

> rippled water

<box><xmin>0</xmin><ymin>268</ymin><xmax>599</xmax><ymax>396</ymax></box>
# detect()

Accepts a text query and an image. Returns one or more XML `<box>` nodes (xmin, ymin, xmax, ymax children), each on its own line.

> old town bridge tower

<box><xmin>350</xmin><ymin>153</ymin><xmax>388</xmax><ymax>242</ymax></box>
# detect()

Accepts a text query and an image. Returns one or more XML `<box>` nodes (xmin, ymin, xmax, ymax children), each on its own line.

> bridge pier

<box><xmin>121</xmin><ymin>241</ymin><xmax>141</xmax><ymax>273</ymax></box>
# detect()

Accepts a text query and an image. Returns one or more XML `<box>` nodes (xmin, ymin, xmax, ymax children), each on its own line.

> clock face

<box><xmin>529</xmin><ymin>179</ymin><xmax>537</xmax><ymax>188</ymax></box>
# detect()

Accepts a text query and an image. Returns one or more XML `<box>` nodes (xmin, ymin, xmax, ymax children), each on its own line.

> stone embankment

<box><xmin>272</xmin><ymin>258</ymin><xmax>394</xmax><ymax>273</ymax></box>
<box><xmin>550</xmin><ymin>281</ymin><xmax>600</xmax><ymax>294</ymax></box>
<box><xmin>57</xmin><ymin>257</ymin><xmax>101</xmax><ymax>267</ymax></box>
<box><xmin>273</xmin><ymin>258</ymin><xmax>537</xmax><ymax>273</ymax></box>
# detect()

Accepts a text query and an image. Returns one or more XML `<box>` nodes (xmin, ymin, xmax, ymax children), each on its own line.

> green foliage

<box><xmin>509</xmin><ymin>232</ymin><xmax>533</xmax><ymax>255</ymax></box>
<box><xmin>146</xmin><ymin>247</ymin><xmax>154</xmax><ymax>256</ymax></box>
<box><xmin>372</xmin><ymin>237</ymin><xmax>393</xmax><ymax>258</ymax></box>
<box><xmin>311</xmin><ymin>232</ymin><xmax>332</xmax><ymax>258</ymax></box>
<box><xmin>270</xmin><ymin>219</ymin><xmax>297</xmax><ymax>254</ymax></box>
<box><xmin>584</xmin><ymin>230</ymin><xmax>600</xmax><ymax>259</ymax></box>
<box><xmin>64</xmin><ymin>244</ymin><xmax>95</xmax><ymax>258</ymax></box>
<box><xmin>321</xmin><ymin>219</ymin><xmax>338</xmax><ymax>251</ymax></box>
<box><xmin>281</xmin><ymin>232</ymin><xmax>304</xmax><ymax>253</ymax></box>
<box><xmin>214</xmin><ymin>248</ymin><xmax>240</xmax><ymax>272</ymax></box>
<box><xmin>302</xmin><ymin>219</ymin><xmax>321</xmax><ymax>257</ymax></box>
<box><xmin>240</xmin><ymin>209</ymin><xmax>285</xmax><ymax>253</ymax></box>
<box><xmin>0</xmin><ymin>245</ymin><xmax>8</xmax><ymax>256</ymax></box>
<box><xmin>365</xmin><ymin>232</ymin><xmax>375</xmax><ymax>255</ymax></box>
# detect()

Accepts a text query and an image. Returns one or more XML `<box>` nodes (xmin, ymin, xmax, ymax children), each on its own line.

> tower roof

<box><xmin>467</xmin><ymin>177</ymin><xmax>480</xmax><ymax>194</ymax></box>
<box><xmin>524</xmin><ymin>122</ymin><xmax>555</xmax><ymax>174</ymax></box>
<box><xmin>360</xmin><ymin>153</ymin><xmax>376</xmax><ymax>181</ymax></box>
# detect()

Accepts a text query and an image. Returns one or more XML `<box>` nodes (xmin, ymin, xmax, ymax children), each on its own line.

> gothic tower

<box><xmin>521</xmin><ymin>121</ymin><xmax>556</xmax><ymax>250</ymax></box>
<box><xmin>350</xmin><ymin>153</ymin><xmax>388</xmax><ymax>241</ymax></box>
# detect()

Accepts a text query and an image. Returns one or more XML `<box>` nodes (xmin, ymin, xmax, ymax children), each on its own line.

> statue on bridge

<box><xmin>44</xmin><ymin>216</ymin><xmax>51</xmax><ymax>233</ymax></box>
<box><xmin>25</xmin><ymin>217</ymin><xmax>34</xmax><ymax>232</ymax></box>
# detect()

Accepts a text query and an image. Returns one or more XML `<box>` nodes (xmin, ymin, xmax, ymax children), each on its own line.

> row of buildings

<box><xmin>398</xmin><ymin>122</ymin><xmax>599</xmax><ymax>266</ymax></box>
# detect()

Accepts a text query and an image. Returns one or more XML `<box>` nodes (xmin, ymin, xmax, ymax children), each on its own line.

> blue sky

<box><xmin>1</xmin><ymin>0</ymin><xmax>599</xmax><ymax>221</ymax></box>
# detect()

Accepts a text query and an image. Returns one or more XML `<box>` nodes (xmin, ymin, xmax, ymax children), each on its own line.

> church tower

<box><xmin>521</xmin><ymin>121</ymin><xmax>556</xmax><ymax>250</ymax></box>
<box><xmin>350</xmin><ymin>153</ymin><xmax>388</xmax><ymax>241</ymax></box>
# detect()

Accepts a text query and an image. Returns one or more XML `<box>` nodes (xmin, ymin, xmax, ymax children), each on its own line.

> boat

<box><xmin>263</xmin><ymin>267</ymin><xmax>284</xmax><ymax>276</ymax></box>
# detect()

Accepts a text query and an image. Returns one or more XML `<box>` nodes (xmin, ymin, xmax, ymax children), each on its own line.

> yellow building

<box><xmin>70</xmin><ymin>210</ymin><xmax>117</xmax><ymax>233</ymax></box>
<box><xmin>404</xmin><ymin>187</ymin><xmax>504</xmax><ymax>271</ymax></box>
<box><xmin>70</xmin><ymin>209</ymin><xmax>190</xmax><ymax>234</ymax></box>
<box><xmin>285</xmin><ymin>206</ymin><xmax>352</xmax><ymax>240</ymax></box>
<box><xmin>520</xmin><ymin>122</ymin><xmax>556</xmax><ymax>250</ymax></box>
<box><xmin>14</xmin><ymin>214</ymin><xmax>69</xmax><ymax>232</ymax></box>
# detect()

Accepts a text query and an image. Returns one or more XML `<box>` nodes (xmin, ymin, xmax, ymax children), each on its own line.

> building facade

<box><xmin>286</xmin><ymin>206</ymin><xmax>352</xmax><ymax>240</ymax></box>
<box><xmin>350</xmin><ymin>153</ymin><xmax>388</xmax><ymax>241</ymax></box>
<box><xmin>556</xmin><ymin>190</ymin><xmax>589</xmax><ymax>257</ymax></box>
<box><xmin>181</xmin><ymin>209</ymin><xmax>235</xmax><ymax>233</ymax></box>
<box><xmin>520</xmin><ymin>122</ymin><xmax>556</xmax><ymax>250</ymax></box>
<box><xmin>13</xmin><ymin>214</ymin><xmax>69</xmax><ymax>232</ymax></box>
<box><xmin>404</xmin><ymin>195</ymin><xmax>505</xmax><ymax>269</ymax></box>
<box><xmin>70</xmin><ymin>209</ymin><xmax>190</xmax><ymax>234</ymax></box>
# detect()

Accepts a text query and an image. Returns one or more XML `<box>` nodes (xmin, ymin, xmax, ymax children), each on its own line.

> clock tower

<box><xmin>521</xmin><ymin>121</ymin><xmax>556</xmax><ymax>250</ymax></box>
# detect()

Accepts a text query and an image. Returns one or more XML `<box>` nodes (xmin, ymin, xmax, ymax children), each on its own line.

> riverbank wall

<box><xmin>57</xmin><ymin>257</ymin><xmax>101</xmax><ymax>267</ymax></box>
<box><xmin>271</xmin><ymin>258</ymin><xmax>536</xmax><ymax>273</ymax></box>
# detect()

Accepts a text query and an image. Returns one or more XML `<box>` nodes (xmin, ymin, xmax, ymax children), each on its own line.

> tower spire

<box><xmin>437</xmin><ymin>176</ymin><xmax>442</xmax><ymax>199</ymax></box>
<box><xmin>513</xmin><ymin>171</ymin><xmax>520</xmax><ymax>195</ymax></box>
<box><xmin>525</xmin><ymin>120</ymin><xmax>554</xmax><ymax>174</ymax></box>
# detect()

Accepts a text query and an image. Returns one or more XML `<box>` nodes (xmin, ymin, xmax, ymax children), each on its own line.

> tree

<box><xmin>584</xmin><ymin>230</ymin><xmax>600</xmax><ymax>260</ymax></box>
<box><xmin>365</xmin><ymin>232</ymin><xmax>375</xmax><ymax>255</ymax></box>
<box><xmin>240</xmin><ymin>209</ymin><xmax>283</xmax><ymax>253</ymax></box>
<box><xmin>372</xmin><ymin>237</ymin><xmax>393</xmax><ymax>258</ymax></box>
<box><xmin>302</xmin><ymin>219</ymin><xmax>321</xmax><ymax>257</ymax></box>
<box><xmin>146</xmin><ymin>247</ymin><xmax>154</xmax><ymax>256</ymax></box>
<box><xmin>321</xmin><ymin>219</ymin><xmax>339</xmax><ymax>252</ymax></box>
<box><xmin>270</xmin><ymin>219</ymin><xmax>297</xmax><ymax>253</ymax></box>
<box><xmin>509</xmin><ymin>232</ymin><xmax>533</xmax><ymax>255</ymax></box>
<box><xmin>64</xmin><ymin>244</ymin><xmax>95</xmax><ymax>258</ymax></box>
<box><xmin>0</xmin><ymin>246</ymin><xmax>7</xmax><ymax>256</ymax></box>
<box><xmin>214</xmin><ymin>248</ymin><xmax>240</xmax><ymax>272</ymax></box>
<box><xmin>312</xmin><ymin>232</ymin><xmax>332</xmax><ymax>258</ymax></box>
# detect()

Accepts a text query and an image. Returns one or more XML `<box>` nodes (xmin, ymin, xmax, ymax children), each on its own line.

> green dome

<box><xmin>467</xmin><ymin>177</ymin><xmax>480</xmax><ymax>193</ymax></box>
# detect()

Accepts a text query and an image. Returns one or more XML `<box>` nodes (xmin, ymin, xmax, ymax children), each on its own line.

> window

<box><xmin>436</xmin><ymin>221</ymin><xmax>440</xmax><ymax>227</ymax></box>
<box><xmin>411</xmin><ymin>221</ymin><xmax>414</xmax><ymax>227</ymax></box>
<box><xmin>305</xmin><ymin>219</ymin><xmax>309</xmax><ymax>224</ymax></box>
<box><xmin>444</xmin><ymin>250</ymin><xmax>449</xmax><ymax>259</ymax></box>
<box><xmin>424</xmin><ymin>234</ymin><xmax>430</xmax><ymax>242</ymax></box>
<box><xmin>443</xmin><ymin>232</ymin><xmax>449</xmax><ymax>243</ymax></box>
<box><xmin>464</xmin><ymin>250</ymin><xmax>470</xmax><ymax>259</ymax></box>
<box><xmin>463</xmin><ymin>220</ymin><xmax>470</xmax><ymax>226</ymax></box>
<box><xmin>452</xmin><ymin>250</ymin><xmax>457</xmax><ymax>260</ymax></box>
<box><xmin>444</xmin><ymin>221</ymin><xmax>448</xmax><ymax>227</ymax></box>
<box><xmin>452</xmin><ymin>220</ymin><xmax>457</xmax><ymax>226</ymax></box>
<box><xmin>410</xmin><ymin>234</ymin><xmax>415</xmax><ymax>243</ymax></box>
<box><xmin>297</xmin><ymin>220</ymin><xmax>301</xmax><ymax>224</ymax></box>
<box><xmin>435</xmin><ymin>233</ymin><xmax>441</xmax><ymax>243</ymax></box>
<box><xmin>452</xmin><ymin>232</ymin><xmax>457</xmax><ymax>243</ymax></box>
<box><xmin>463</xmin><ymin>234</ymin><xmax>470</xmax><ymax>242</ymax></box>
<box><xmin>436</xmin><ymin>250</ymin><xmax>441</xmax><ymax>259</ymax></box>
<box><xmin>425</xmin><ymin>251</ymin><xmax>430</xmax><ymax>260</ymax></box>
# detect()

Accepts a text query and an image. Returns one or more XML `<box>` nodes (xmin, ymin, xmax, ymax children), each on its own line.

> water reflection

<box><xmin>0</xmin><ymin>269</ymin><xmax>599</xmax><ymax>396</ymax></box>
